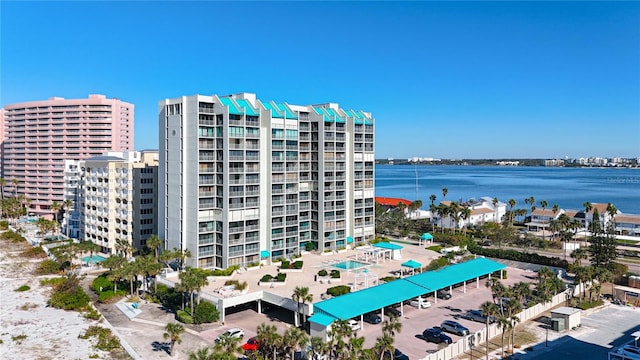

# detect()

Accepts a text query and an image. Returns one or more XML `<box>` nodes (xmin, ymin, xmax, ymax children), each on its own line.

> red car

<box><xmin>241</xmin><ymin>337</ymin><xmax>260</xmax><ymax>352</ymax></box>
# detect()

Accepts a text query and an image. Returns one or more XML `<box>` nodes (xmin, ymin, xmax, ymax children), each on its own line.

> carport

<box><xmin>405</xmin><ymin>257</ymin><xmax>506</xmax><ymax>303</ymax></box>
<box><xmin>309</xmin><ymin>257</ymin><xmax>506</xmax><ymax>339</ymax></box>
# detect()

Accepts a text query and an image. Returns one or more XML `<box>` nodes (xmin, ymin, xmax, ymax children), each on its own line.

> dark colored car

<box><xmin>363</xmin><ymin>312</ymin><xmax>382</xmax><ymax>324</ymax></box>
<box><xmin>422</xmin><ymin>327</ymin><xmax>452</xmax><ymax>344</ymax></box>
<box><xmin>384</xmin><ymin>305</ymin><xmax>402</xmax><ymax>317</ymax></box>
<box><xmin>441</xmin><ymin>320</ymin><xmax>469</xmax><ymax>336</ymax></box>
<box><xmin>383</xmin><ymin>348</ymin><xmax>409</xmax><ymax>360</ymax></box>
<box><xmin>462</xmin><ymin>310</ymin><xmax>496</xmax><ymax>324</ymax></box>
<box><xmin>241</xmin><ymin>337</ymin><xmax>260</xmax><ymax>352</ymax></box>
<box><xmin>437</xmin><ymin>290</ymin><xmax>452</xmax><ymax>300</ymax></box>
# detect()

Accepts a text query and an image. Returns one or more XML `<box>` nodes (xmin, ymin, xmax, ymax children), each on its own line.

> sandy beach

<box><xmin>0</xmin><ymin>235</ymin><xmax>111</xmax><ymax>360</ymax></box>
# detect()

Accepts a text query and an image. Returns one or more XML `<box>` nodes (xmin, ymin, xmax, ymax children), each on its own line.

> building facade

<box><xmin>79</xmin><ymin>151</ymin><xmax>158</xmax><ymax>254</ymax></box>
<box><xmin>159</xmin><ymin>93</ymin><xmax>375</xmax><ymax>269</ymax></box>
<box><xmin>1</xmin><ymin>95</ymin><xmax>133</xmax><ymax>218</ymax></box>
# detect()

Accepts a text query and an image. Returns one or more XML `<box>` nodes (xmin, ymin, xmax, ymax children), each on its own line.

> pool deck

<box><xmin>168</xmin><ymin>242</ymin><xmax>444</xmax><ymax>308</ymax></box>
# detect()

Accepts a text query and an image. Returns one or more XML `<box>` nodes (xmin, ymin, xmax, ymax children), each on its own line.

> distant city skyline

<box><xmin>2</xmin><ymin>1</ymin><xmax>639</xmax><ymax>158</ymax></box>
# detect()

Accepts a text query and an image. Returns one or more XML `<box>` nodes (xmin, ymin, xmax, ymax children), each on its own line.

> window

<box><xmin>271</xmin><ymin>129</ymin><xmax>284</xmax><ymax>139</ymax></box>
<box><xmin>228</xmin><ymin>127</ymin><xmax>244</xmax><ymax>137</ymax></box>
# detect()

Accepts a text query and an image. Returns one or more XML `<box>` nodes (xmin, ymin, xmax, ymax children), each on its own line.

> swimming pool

<box><xmin>334</xmin><ymin>260</ymin><xmax>368</xmax><ymax>270</ymax></box>
<box><xmin>81</xmin><ymin>255</ymin><xmax>107</xmax><ymax>264</ymax></box>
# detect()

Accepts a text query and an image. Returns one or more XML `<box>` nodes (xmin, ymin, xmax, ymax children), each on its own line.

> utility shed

<box><xmin>551</xmin><ymin>307</ymin><xmax>581</xmax><ymax>331</ymax></box>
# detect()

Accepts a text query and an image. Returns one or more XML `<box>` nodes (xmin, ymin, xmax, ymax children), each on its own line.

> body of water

<box><xmin>375</xmin><ymin>165</ymin><xmax>640</xmax><ymax>214</ymax></box>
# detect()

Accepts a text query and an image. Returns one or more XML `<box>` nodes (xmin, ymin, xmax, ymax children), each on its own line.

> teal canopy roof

<box><xmin>260</xmin><ymin>250</ymin><xmax>270</xmax><ymax>258</ymax></box>
<box><xmin>373</xmin><ymin>242</ymin><xmax>403</xmax><ymax>250</ymax></box>
<box><xmin>401</xmin><ymin>259</ymin><xmax>422</xmax><ymax>269</ymax></box>
<box><xmin>311</xmin><ymin>258</ymin><xmax>505</xmax><ymax>326</ymax></box>
<box><xmin>346</xmin><ymin>236</ymin><xmax>354</xmax><ymax>244</ymax></box>
<box><xmin>420</xmin><ymin>233</ymin><xmax>434</xmax><ymax>240</ymax></box>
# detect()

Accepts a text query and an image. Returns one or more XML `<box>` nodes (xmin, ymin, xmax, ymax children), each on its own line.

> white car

<box><xmin>347</xmin><ymin>319</ymin><xmax>361</xmax><ymax>331</ymax></box>
<box><xmin>409</xmin><ymin>297</ymin><xmax>432</xmax><ymax>309</ymax></box>
<box><xmin>215</xmin><ymin>328</ymin><xmax>244</xmax><ymax>342</ymax></box>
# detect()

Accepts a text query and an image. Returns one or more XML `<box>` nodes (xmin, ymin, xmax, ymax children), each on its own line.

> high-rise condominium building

<box><xmin>1</xmin><ymin>95</ymin><xmax>133</xmax><ymax>218</ymax></box>
<box><xmin>77</xmin><ymin>151</ymin><xmax>158</xmax><ymax>254</ymax></box>
<box><xmin>159</xmin><ymin>93</ymin><xmax>375</xmax><ymax>269</ymax></box>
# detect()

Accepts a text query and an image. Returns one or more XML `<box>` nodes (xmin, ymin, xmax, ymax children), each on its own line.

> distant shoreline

<box><xmin>376</xmin><ymin>160</ymin><xmax>640</xmax><ymax>168</ymax></box>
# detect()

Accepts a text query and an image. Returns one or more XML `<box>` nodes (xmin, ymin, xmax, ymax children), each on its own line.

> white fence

<box><xmin>418</xmin><ymin>289</ymin><xmax>575</xmax><ymax>360</ymax></box>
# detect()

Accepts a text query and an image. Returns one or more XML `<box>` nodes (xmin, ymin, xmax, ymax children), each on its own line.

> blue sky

<box><xmin>2</xmin><ymin>1</ymin><xmax>639</xmax><ymax>159</ymax></box>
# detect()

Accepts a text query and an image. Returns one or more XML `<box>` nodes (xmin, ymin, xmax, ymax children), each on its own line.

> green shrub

<box><xmin>426</xmin><ymin>257</ymin><xmax>450</xmax><ymax>271</ymax></box>
<box><xmin>292</xmin><ymin>253</ymin><xmax>302</xmax><ymax>259</ymax></box>
<box><xmin>35</xmin><ymin>259</ymin><xmax>62</xmax><ymax>275</ymax></box>
<box><xmin>79</xmin><ymin>326</ymin><xmax>121</xmax><ymax>351</ymax></box>
<box><xmin>292</xmin><ymin>261</ymin><xmax>303</xmax><ymax>269</ymax></box>
<box><xmin>327</xmin><ymin>285</ymin><xmax>351</xmax><ymax>297</ymax></box>
<box><xmin>15</xmin><ymin>285</ymin><xmax>30</xmax><ymax>292</ymax></box>
<box><xmin>261</xmin><ymin>274</ymin><xmax>273</xmax><ymax>282</ymax></box>
<box><xmin>40</xmin><ymin>277</ymin><xmax>65</xmax><ymax>287</ymax></box>
<box><xmin>97</xmin><ymin>290</ymin><xmax>126</xmax><ymax>303</ymax></box>
<box><xmin>427</xmin><ymin>245</ymin><xmax>443</xmax><ymax>252</ymax></box>
<box><xmin>91</xmin><ymin>275</ymin><xmax>113</xmax><ymax>293</ymax></box>
<box><xmin>247</xmin><ymin>261</ymin><xmax>260</xmax><ymax>268</ymax></box>
<box><xmin>202</xmin><ymin>265</ymin><xmax>239</xmax><ymax>277</ymax></box>
<box><xmin>330</xmin><ymin>270</ymin><xmax>340</xmax><ymax>279</ymax></box>
<box><xmin>0</xmin><ymin>220</ymin><xmax>8</xmax><ymax>230</ymax></box>
<box><xmin>577</xmin><ymin>299</ymin><xmax>604</xmax><ymax>310</ymax></box>
<box><xmin>468</xmin><ymin>242</ymin><xmax>569</xmax><ymax>269</ymax></box>
<box><xmin>1</xmin><ymin>230</ymin><xmax>26</xmax><ymax>243</ymax></box>
<box><xmin>21</xmin><ymin>246</ymin><xmax>46</xmax><ymax>258</ymax></box>
<box><xmin>318</xmin><ymin>269</ymin><xmax>328</xmax><ymax>277</ymax></box>
<box><xmin>193</xmin><ymin>301</ymin><xmax>219</xmax><ymax>324</ymax></box>
<box><xmin>12</xmin><ymin>334</ymin><xmax>27</xmax><ymax>343</ymax></box>
<box><xmin>176</xmin><ymin>309</ymin><xmax>194</xmax><ymax>324</ymax></box>
<box><xmin>48</xmin><ymin>276</ymin><xmax>90</xmax><ymax>311</ymax></box>
<box><xmin>281</xmin><ymin>260</ymin><xmax>291</xmax><ymax>269</ymax></box>
<box><xmin>224</xmin><ymin>279</ymin><xmax>247</xmax><ymax>291</ymax></box>
<box><xmin>305</xmin><ymin>242</ymin><xmax>315</xmax><ymax>251</ymax></box>
<box><xmin>84</xmin><ymin>307</ymin><xmax>102</xmax><ymax>320</ymax></box>
<box><xmin>276</xmin><ymin>273</ymin><xmax>286</xmax><ymax>282</ymax></box>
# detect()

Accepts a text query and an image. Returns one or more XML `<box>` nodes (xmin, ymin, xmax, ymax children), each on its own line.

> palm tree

<box><xmin>606</xmin><ymin>203</ymin><xmax>618</xmax><ymax>227</ymax></box>
<box><xmin>61</xmin><ymin>199</ymin><xmax>73</xmax><ymax>237</ymax></box>
<box><xmin>214</xmin><ymin>333</ymin><xmax>242</xmax><ymax>358</ymax></box>
<box><xmin>188</xmin><ymin>347</ymin><xmax>216</xmax><ymax>360</ymax></box>
<box><xmin>115</xmin><ymin>238</ymin><xmax>134</xmax><ymax>258</ymax></box>
<box><xmin>0</xmin><ymin>178</ymin><xmax>5</xmax><ymax>202</ymax></box>
<box><xmin>146</xmin><ymin>234</ymin><xmax>163</xmax><ymax>259</ymax></box>
<box><xmin>429</xmin><ymin>194</ymin><xmax>436</xmax><ymax>205</ymax></box>
<box><xmin>461</xmin><ymin>206</ymin><xmax>472</xmax><ymax>234</ymax></box>
<box><xmin>309</xmin><ymin>336</ymin><xmax>328</xmax><ymax>360</ymax></box>
<box><xmin>570</xmin><ymin>248</ymin><xmax>588</xmax><ymax>266</ymax></box>
<box><xmin>539</xmin><ymin>200</ymin><xmax>548</xmax><ymax>239</ymax></box>
<box><xmin>509</xmin><ymin>314</ymin><xmax>521</xmax><ymax>353</ymax></box>
<box><xmin>583</xmin><ymin>201</ymin><xmax>593</xmax><ymax>228</ymax></box>
<box><xmin>480</xmin><ymin>301</ymin><xmax>499</xmax><ymax>360</ymax></box>
<box><xmin>492</xmin><ymin>197</ymin><xmax>499</xmax><ymax>223</ymax></box>
<box><xmin>508</xmin><ymin>199</ymin><xmax>516</xmax><ymax>225</ymax></box>
<box><xmin>180</xmin><ymin>267</ymin><xmax>209</xmax><ymax>315</ymax></box>
<box><xmin>441</xmin><ymin>187</ymin><xmax>448</xmax><ymax>200</ymax></box>
<box><xmin>163</xmin><ymin>322</ymin><xmax>185</xmax><ymax>356</ymax></box>
<box><xmin>11</xmin><ymin>178</ymin><xmax>19</xmax><ymax>198</ymax></box>
<box><xmin>498</xmin><ymin>316</ymin><xmax>509</xmax><ymax>358</ymax></box>
<box><xmin>449</xmin><ymin>202</ymin><xmax>461</xmax><ymax>233</ymax></box>
<box><xmin>292</xmin><ymin>286</ymin><xmax>313</xmax><ymax>325</ymax></box>
<box><xmin>525</xmin><ymin>196</ymin><xmax>536</xmax><ymax>218</ymax></box>
<box><xmin>513</xmin><ymin>282</ymin><xmax>532</xmax><ymax>306</ymax></box>
<box><xmin>437</xmin><ymin>203</ymin><xmax>449</xmax><ymax>234</ymax></box>
<box><xmin>429</xmin><ymin>203</ymin><xmax>438</xmax><ymax>233</ymax></box>
<box><xmin>50</xmin><ymin>200</ymin><xmax>62</xmax><ymax>235</ymax></box>
<box><xmin>257</xmin><ymin>323</ymin><xmax>281</xmax><ymax>360</ymax></box>
<box><xmin>283</xmin><ymin>327</ymin><xmax>308</xmax><ymax>360</ymax></box>
<box><xmin>375</xmin><ymin>333</ymin><xmax>395</xmax><ymax>360</ymax></box>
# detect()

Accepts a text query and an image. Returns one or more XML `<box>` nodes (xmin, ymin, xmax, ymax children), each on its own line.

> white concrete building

<box><xmin>440</xmin><ymin>197</ymin><xmax>507</xmax><ymax>229</ymax></box>
<box><xmin>158</xmin><ymin>93</ymin><xmax>375</xmax><ymax>269</ymax></box>
<box><xmin>79</xmin><ymin>151</ymin><xmax>158</xmax><ymax>254</ymax></box>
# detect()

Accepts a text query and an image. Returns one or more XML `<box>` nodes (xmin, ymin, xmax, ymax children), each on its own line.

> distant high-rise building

<box><xmin>77</xmin><ymin>151</ymin><xmax>158</xmax><ymax>254</ymax></box>
<box><xmin>159</xmin><ymin>93</ymin><xmax>375</xmax><ymax>269</ymax></box>
<box><xmin>1</xmin><ymin>95</ymin><xmax>133</xmax><ymax>218</ymax></box>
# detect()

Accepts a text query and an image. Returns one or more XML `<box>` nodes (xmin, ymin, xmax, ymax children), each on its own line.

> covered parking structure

<box><xmin>309</xmin><ymin>257</ymin><xmax>506</xmax><ymax>339</ymax></box>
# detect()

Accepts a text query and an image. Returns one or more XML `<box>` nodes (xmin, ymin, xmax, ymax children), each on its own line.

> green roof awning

<box><xmin>308</xmin><ymin>313</ymin><xmax>336</xmax><ymax>327</ymax></box>
<box><xmin>373</xmin><ymin>242</ymin><xmax>403</xmax><ymax>250</ymax></box>
<box><xmin>346</xmin><ymin>236</ymin><xmax>354</xmax><ymax>244</ymax></box>
<box><xmin>260</xmin><ymin>250</ymin><xmax>270</xmax><ymax>259</ymax></box>
<box><xmin>401</xmin><ymin>259</ymin><xmax>422</xmax><ymax>269</ymax></box>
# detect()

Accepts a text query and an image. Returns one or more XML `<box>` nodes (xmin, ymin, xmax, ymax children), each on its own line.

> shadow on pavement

<box><xmin>151</xmin><ymin>341</ymin><xmax>171</xmax><ymax>355</ymax></box>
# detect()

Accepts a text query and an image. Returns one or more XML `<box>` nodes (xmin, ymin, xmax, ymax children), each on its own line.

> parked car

<box><xmin>422</xmin><ymin>327</ymin><xmax>452</xmax><ymax>344</ymax></box>
<box><xmin>436</xmin><ymin>290</ymin><xmax>452</xmax><ymax>300</ymax></box>
<box><xmin>481</xmin><ymin>240</ymin><xmax>493</xmax><ymax>246</ymax></box>
<box><xmin>347</xmin><ymin>319</ymin><xmax>361</xmax><ymax>331</ymax></box>
<box><xmin>241</xmin><ymin>337</ymin><xmax>260</xmax><ymax>352</ymax></box>
<box><xmin>382</xmin><ymin>348</ymin><xmax>409</xmax><ymax>360</ymax></box>
<box><xmin>462</xmin><ymin>310</ymin><xmax>496</xmax><ymax>324</ymax></box>
<box><xmin>440</xmin><ymin>320</ymin><xmax>469</xmax><ymax>336</ymax></box>
<box><xmin>384</xmin><ymin>305</ymin><xmax>402</xmax><ymax>317</ymax></box>
<box><xmin>216</xmin><ymin>328</ymin><xmax>245</xmax><ymax>342</ymax></box>
<box><xmin>363</xmin><ymin>312</ymin><xmax>382</xmax><ymax>324</ymax></box>
<box><xmin>409</xmin><ymin>297</ymin><xmax>432</xmax><ymax>309</ymax></box>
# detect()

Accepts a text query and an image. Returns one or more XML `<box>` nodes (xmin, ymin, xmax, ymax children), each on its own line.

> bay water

<box><xmin>375</xmin><ymin>165</ymin><xmax>640</xmax><ymax>214</ymax></box>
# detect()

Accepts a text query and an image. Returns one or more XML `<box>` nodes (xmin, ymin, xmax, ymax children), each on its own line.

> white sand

<box><xmin>0</xmin><ymin>243</ymin><xmax>110</xmax><ymax>360</ymax></box>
